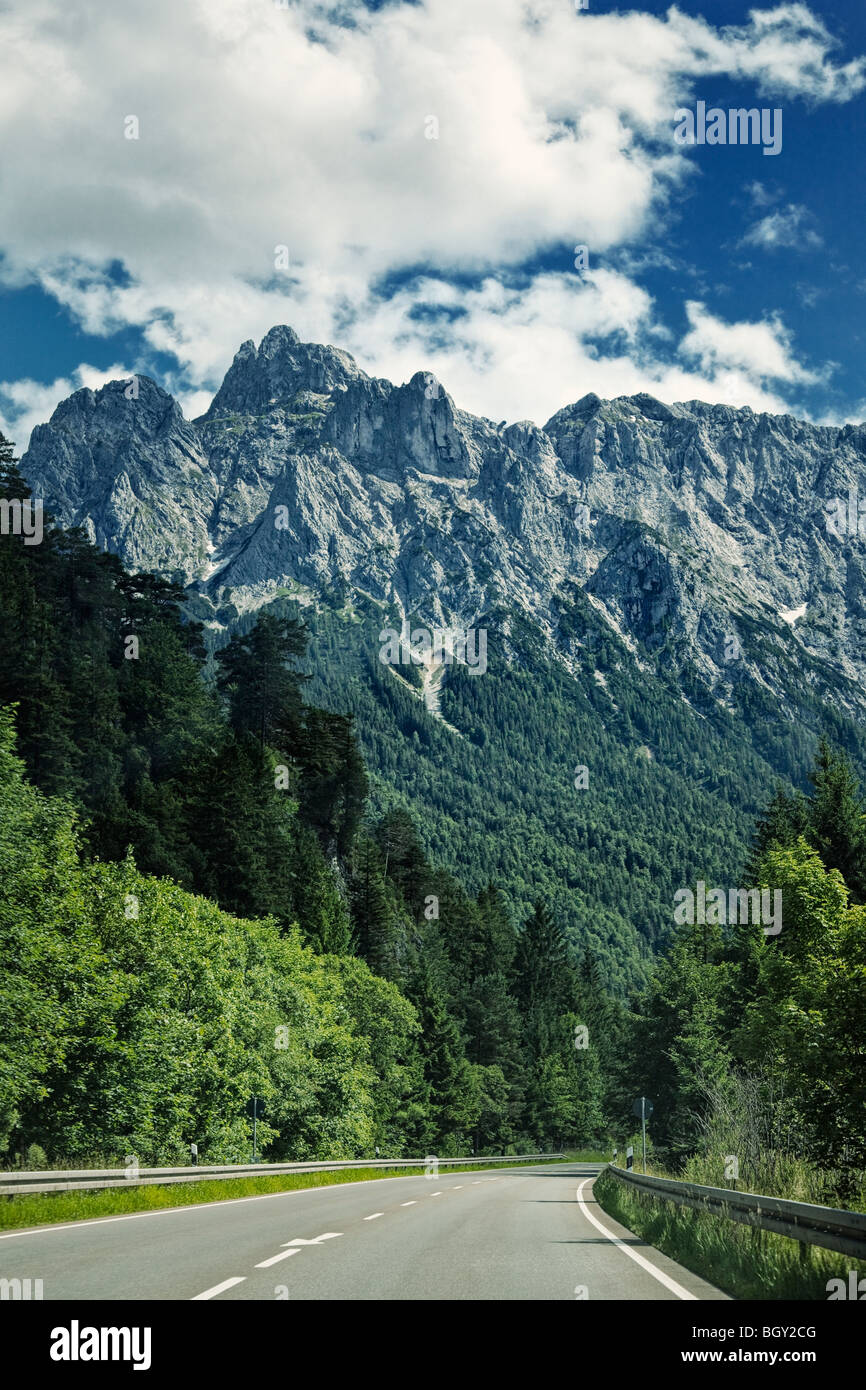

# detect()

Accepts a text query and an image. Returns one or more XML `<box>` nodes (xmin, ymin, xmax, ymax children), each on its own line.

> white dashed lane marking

<box><xmin>254</xmin><ymin>1249</ymin><xmax>301</xmax><ymax>1269</ymax></box>
<box><xmin>161</xmin><ymin>1177</ymin><xmax>522</xmax><ymax>1301</ymax></box>
<box><xmin>191</xmin><ymin>1276</ymin><xmax>246</xmax><ymax>1300</ymax></box>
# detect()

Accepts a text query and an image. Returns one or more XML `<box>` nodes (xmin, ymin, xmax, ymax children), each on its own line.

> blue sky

<box><xmin>1</xmin><ymin>0</ymin><xmax>864</xmax><ymax>445</ymax></box>
<box><xmin>625</xmin><ymin>0</ymin><xmax>866</xmax><ymax>416</ymax></box>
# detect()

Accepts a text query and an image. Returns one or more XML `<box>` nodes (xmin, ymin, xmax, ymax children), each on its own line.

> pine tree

<box><xmin>0</xmin><ymin>434</ymin><xmax>27</xmax><ymax>495</ymax></box>
<box><xmin>290</xmin><ymin>822</ymin><xmax>353</xmax><ymax>954</ymax></box>
<box><xmin>216</xmin><ymin>613</ymin><xmax>308</xmax><ymax>748</ymax></box>
<box><xmin>189</xmin><ymin>732</ymin><xmax>294</xmax><ymax>921</ymax></box>
<box><xmin>298</xmin><ymin>709</ymin><xmax>367</xmax><ymax>855</ymax></box>
<box><xmin>407</xmin><ymin>959</ymin><xmax>477</xmax><ymax>1152</ymax></box>
<box><xmin>375</xmin><ymin>807</ymin><xmax>428</xmax><ymax>907</ymax></box>
<box><xmin>475</xmin><ymin>884</ymin><xmax>519</xmax><ymax>976</ymax></box>
<box><xmin>512</xmin><ymin>900</ymin><xmax>574</xmax><ymax>1058</ymax></box>
<box><xmin>349</xmin><ymin>835</ymin><xmax>400</xmax><ymax>978</ymax></box>
<box><xmin>743</xmin><ymin>783</ymin><xmax>809</xmax><ymax>881</ymax></box>
<box><xmin>807</xmin><ymin>738</ymin><xmax>866</xmax><ymax>901</ymax></box>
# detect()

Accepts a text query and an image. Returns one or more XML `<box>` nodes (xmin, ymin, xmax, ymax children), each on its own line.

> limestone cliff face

<box><xmin>21</xmin><ymin>325</ymin><xmax>866</xmax><ymax>714</ymax></box>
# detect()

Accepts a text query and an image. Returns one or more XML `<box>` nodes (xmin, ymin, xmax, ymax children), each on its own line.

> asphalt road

<box><xmin>0</xmin><ymin>1163</ymin><xmax>729</xmax><ymax>1300</ymax></box>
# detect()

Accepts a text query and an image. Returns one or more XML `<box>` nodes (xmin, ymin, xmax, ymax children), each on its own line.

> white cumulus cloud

<box><xmin>0</xmin><ymin>0</ymin><xmax>861</xmax><ymax>441</ymax></box>
<box><xmin>741</xmin><ymin>203</ymin><xmax>823</xmax><ymax>250</ymax></box>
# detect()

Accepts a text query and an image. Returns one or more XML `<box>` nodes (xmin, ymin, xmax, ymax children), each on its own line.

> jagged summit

<box><xmin>203</xmin><ymin>325</ymin><xmax>366</xmax><ymax>418</ymax></box>
<box><xmin>45</xmin><ymin>374</ymin><xmax>178</xmax><ymax>424</ymax></box>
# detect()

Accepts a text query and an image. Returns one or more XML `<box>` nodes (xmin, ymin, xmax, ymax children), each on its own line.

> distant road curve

<box><xmin>0</xmin><ymin>1162</ymin><xmax>728</xmax><ymax>1300</ymax></box>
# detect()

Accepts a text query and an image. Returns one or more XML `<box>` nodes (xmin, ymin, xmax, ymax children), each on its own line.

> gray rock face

<box><xmin>20</xmin><ymin>328</ymin><xmax>866</xmax><ymax>715</ymax></box>
<box><xmin>25</xmin><ymin>376</ymin><xmax>216</xmax><ymax>582</ymax></box>
<box><xmin>206</xmin><ymin>325</ymin><xmax>364</xmax><ymax>417</ymax></box>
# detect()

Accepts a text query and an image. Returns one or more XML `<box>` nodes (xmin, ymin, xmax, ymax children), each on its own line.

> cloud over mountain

<box><xmin>1</xmin><ymin>1</ymin><xmax>862</xmax><ymax>443</ymax></box>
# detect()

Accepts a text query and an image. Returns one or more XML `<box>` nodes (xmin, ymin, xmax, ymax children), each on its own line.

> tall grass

<box><xmin>594</xmin><ymin>1167</ymin><xmax>866</xmax><ymax>1300</ymax></box>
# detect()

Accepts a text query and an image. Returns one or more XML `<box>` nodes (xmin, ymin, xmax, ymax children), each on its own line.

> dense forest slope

<box><xmin>17</xmin><ymin>329</ymin><xmax>866</xmax><ymax>987</ymax></box>
<box><xmin>2</xmin><ymin>432</ymin><xmax>864</xmax><ymax>1199</ymax></box>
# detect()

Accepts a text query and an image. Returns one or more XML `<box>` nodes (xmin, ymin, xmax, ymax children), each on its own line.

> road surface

<box><xmin>0</xmin><ymin>1162</ymin><xmax>728</xmax><ymax>1300</ymax></box>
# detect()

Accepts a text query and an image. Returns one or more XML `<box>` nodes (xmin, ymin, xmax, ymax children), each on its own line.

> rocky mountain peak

<box><xmin>203</xmin><ymin>325</ymin><xmax>366</xmax><ymax>418</ymax></box>
<box><xmin>44</xmin><ymin>375</ymin><xmax>181</xmax><ymax>434</ymax></box>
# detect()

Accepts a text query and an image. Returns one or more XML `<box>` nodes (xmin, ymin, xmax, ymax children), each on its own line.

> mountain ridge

<box><xmin>21</xmin><ymin>325</ymin><xmax>866</xmax><ymax>721</ymax></box>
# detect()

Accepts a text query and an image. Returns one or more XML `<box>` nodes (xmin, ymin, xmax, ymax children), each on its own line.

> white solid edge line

<box><xmin>575</xmin><ymin>1178</ymin><xmax>697</xmax><ymax>1301</ymax></box>
<box><xmin>191</xmin><ymin>1276</ymin><xmax>246</xmax><ymax>1300</ymax></box>
<box><xmin>0</xmin><ymin>1168</ymin><xmax>527</xmax><ymax>1241</ymax></box>
<box><xmin>255</xmin><ymin>1248</ymin><xmax>301</xmax><ymax>1268</ymax></box>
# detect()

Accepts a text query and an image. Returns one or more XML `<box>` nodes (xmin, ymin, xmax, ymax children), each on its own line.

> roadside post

<box><xmin>247</xmin><ymin>1098</ymin><xmax>265</xmax><ymax>1162</ymax></box>
<box><xmin>632</xmin><ymin>1096</ymin><xmax>653</xmax><ymax>1172</ymax></box>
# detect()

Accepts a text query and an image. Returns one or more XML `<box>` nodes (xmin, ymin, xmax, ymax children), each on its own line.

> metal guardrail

<box><xmin>606</xmin><ymin>1164</ymin><xmax>866</xmax><ymax>1260</ymax></box>
<box><xmin>0</xmin><ymin>1153</ymin><xmax>565</xmax><ymax>1197</ymax></box>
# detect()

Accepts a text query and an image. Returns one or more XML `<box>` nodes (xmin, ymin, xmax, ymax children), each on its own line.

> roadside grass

<box><xmin>594</xmin><ymin>1167</ymin><xmax>866</xmax><ymax>1300</ymax></box>
<box><xmin>678</xmin><ymin>1150</ymin><xmax>866</xmax><ymax>1213</ymax></box>
<box><xmin>0</xmin><ymin>1154</ymin><xmax>586</xmax><ymax>1232</ymax></box>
